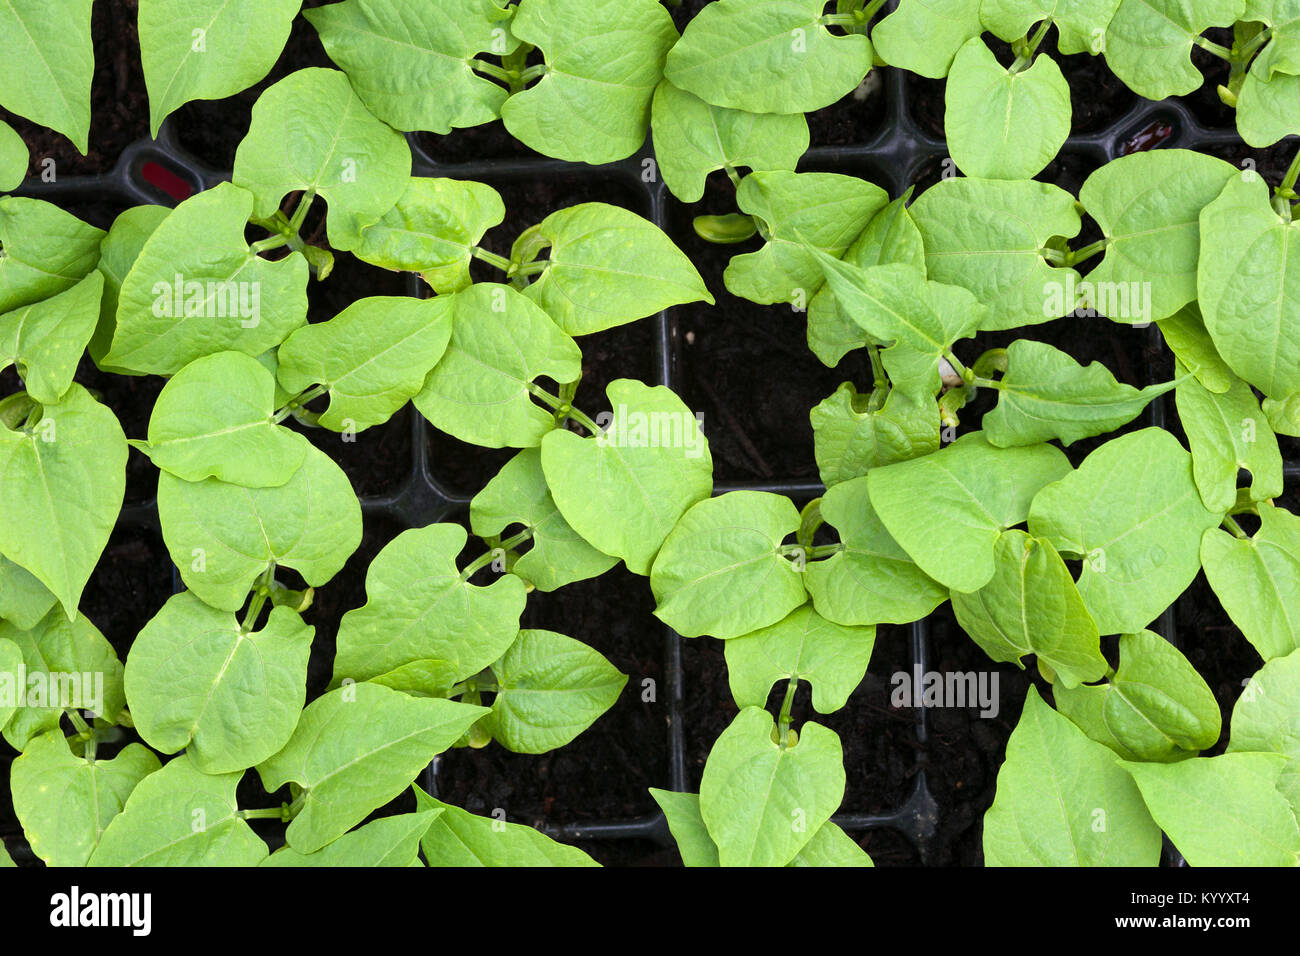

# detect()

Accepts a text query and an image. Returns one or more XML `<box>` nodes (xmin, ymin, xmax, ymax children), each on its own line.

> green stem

<box><xmin>1236</xmin><ymin>26</ymin><xmax>1273</xmax><ymax>63</ymax></box>
<box><xmin>526</xmin><ymin>382</ymin><xmax>603</xmax><ymax>435</ymax></box>
<box><xmin>972</xmin><ymin>376</ymin><xmax>1004</xmax><ymax>390</ymax></box>
<box><xmin>1222</xmin><ymin>514</ymin><xmax>1249</xmax><ymax>540</ymax></box>
<box><xmin>518</xmin><ymin>63</ymin><xmax>549</xmax><ymax>84</ymax></box>
<box><xmin>1065</xmin><ymin>239</ymin><xmax>1108</xmax><ymax>267</ymax></box>
<box><xmin>240</xmin><ymin>567</ymin><xmax>276</xmax><ymax>632</ymax></box>
<box><xmin>66</xmin><ymin>709</ymin><xmax>93</xmax><ymax>739</ymax></box>
<box><xmin>862</xmin><ymin>0</ymin><xmax>888</xmax><ymax>18</ymax></box>
<box><xmin>1273</xmin><ymin>148</ymin><xmax>1300</xmax><ymax>219</ymax></box>
<box><xmin>943</xmin><ymin>349</ymin><xmax>971</xmax><ymax>383</ymax></box>
<box><xmin>1010</xmin><ymin>18</ymin><xmax>1053</xmax><ymax>73</ymax></box>
<box><xmin>1193</xmin><ymin>35</ymin><xmax>1234</xmax><ymax>61</ymax></box>
<box><xmin>239</xmin><ymin>806</ymin><xmax>290</xmax><ymax>821</ymax></box>
<box><xmin>469</xmin><ymin>58</ymin><xmax>512</xmax><ymax>83</ymax></box>
<box><xmin>272</xmin><ymin>384</ymin><xmax>328</xmax><ymax>424</ymax></box>
<box><xmin>472</xmin><ymin>246</ymin><xmax>514</xmax><ymax>273</ymax></box>
<box><xmin>777</xmin><ymin>676</ymin><xmax>799</xmax><ymax>749</ymax></box>
<box><xmin>248</xmin><ymin>233</ymin><xmax>289</xmax><ymax>256</ymax></box>
<box><xmin>512</xmin><ymin>260</ymin><xmax>549</xmax><ymax>278</ymax></box>
<box><xmin>866</xmin><ymin>343</ymin><xmax>888</xmax><ymax>391</ymax></box>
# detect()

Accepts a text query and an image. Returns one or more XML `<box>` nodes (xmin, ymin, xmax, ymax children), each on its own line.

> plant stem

<box><xmin>67</xmin><ymin>709</ymin><xmax>93</xmax><ymax>739</ymax></box>
<box><xmin>459</xmin><ymin>528</ymin><xmax>534</xmax><ymax>582</ymax></box>
<box><xmin>1222</xmin><ymin>514</ymin><xmax>1249</xmax><ymax>540</ymax></box>
<box><xmin>972</xmin><ymin>376</ymin><xmax>1004</xmax><ymax>390</ymax></box>
<box><xmin>272</xmin><ymin>384</ymin><xmax>328</xmax><ymax>423</ymax></box>
<box><xmin>943</xmin><ymin>349</ymin><xmax>971</xmax><ymax>383</ymax></box>
<box><xmin>526</xmin><ymin>382</ymin><xmax>603</xmax><ymax>435</ymax></box>
<box><xmin>777</xmin><ymin>676</ymin><xmax>799</xmax><ymax>749</ymax></box>
<box><xmin>1065</xmin><ymin>239</ymin><xmax>1108</xmax><ymax>267</ymax></box>
<box><xmin>1236</xmin><ymin>25</ymin><xmax>1273</xmax><ymax>62</ymax></box>
<box><xmin>239</xmin><ymin>806</ymin><xmax>290</xmax><ymax>821</ymax></box>
<box><xmin>240</xmin><ymin>567</ymin><xmax>275</xmax><ymax>632</ymax></box>
<box><xmin>469</xmin><ymin>58</ymin><xmax>512</xmax><ymax>83</ymax></box>
<box><xmin>1274</xmin><ymin>147</ymin><xmax>1300</xmax><ymax>220</ymax></box>
<box><xmin>472</xmin><ymin>246</ymin><xmax>514</xmax><ymax>273</ymax></box>
<box><xmin>1193</xmin><ymin>35</ymin><xmax>1234</xmax><ymax>61</ymax></box>
<box><xmin>1010</xmin><ymin>18</ymin><xmax>1053</xmax><ymax>73</ymax></box>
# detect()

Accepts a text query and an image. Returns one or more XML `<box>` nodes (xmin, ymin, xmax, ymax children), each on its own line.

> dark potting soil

<box><xmin>0</xmin><ymin>0</ymin><xmax>148</xmax><ymax>180</ymax></box>
<box><xmin>431</xmin><ymin>567</ymin><xmax>669</xmax><ymax>841</ymax></box>
<box><xmin>78</xmin><ymin>522</ymin><xmax>174</xmax><ymax>663</ymax></box>
<box><xmin>663</xmin><ymin>170</ymin><xmax>874</xmax><ymax>482</ymax></box>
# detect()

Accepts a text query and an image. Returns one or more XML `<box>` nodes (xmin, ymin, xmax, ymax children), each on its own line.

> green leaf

<box><xmin>1198</xmin><ymin>172</ymin><xmax>1300</xmax><ymax>400</ymax></box>
<box><xmin>157</xmin><ymin>445</ymin><xmax>361</xmax><ymax>612</ymax></box>
<box><xmin>262</xmin><ymin>810</ymin><xmax>439</xmax><ymax>867</ymax></box>
<box><xmin>1121</xmin><ymin>752</ymin><xmax>1300</xmax><ymax>866</ymax></box>
<box><xmin>981</xmin><ymin>0</ymin><xmax>1123</xmax><ymax>54</ymax></box>
<box><xmin>485</xmin><ymin>628</ymin><xmax>627</xmax><ymax>754</ymax></box>
<box><xmin>304</xmin><ymin>0</ymin><xmax>510</xmax><ymax>135</ymax></box>
<box><xmin>414</xmin><ymin>786</ymin><xmax>600</xmax><ymax>866</ymax></box>
<box><xmin>811</xmin><ymin>383</ymin><xmax>939</xmax><ymax>488</ymax></box>
<box><xmin>1243</xmin><ymin>0</ymin><xmax>1300</xmax><ymax>76</ymax></box>
<box><xmin>105</xmin><ymin>182</ymin><xmax>309</xmax><ymax>376</ymax></box>
<box><xmin>788</xmin><ymin>821</ymin><xmax>874</xmax><ymax>866</ymax></box>
<box><xmin>0</xmin><ymin>120</ymin><xmax>27</xmax><ymax>192</ymax></box>
<box><xmin>663</xmin><ymin>0</ymin><xmax>873</xmax><ymax>113</ymax></box>
<box><xmin>278</xmin><ymin>295</ymin><xmax>452</xmax><ymax>432</ymax></box>
<box><xmin>414</xmin><ymin>283</ymin><xmax>581</xmax><ymax>447</ymax></box>
<box><xmin>92</xmin><ymin>205</ymin><xmax>170</xmax><ymax>373</ymax></box>
<box><xmin>805</xmin><ymin>474</ymin><xmax>947</xmax><ymax>626</ymax></box>
<box><xmin>352</xmin><ymin>177</ymin><xmax>504</xmax><ymax>293</ymax></box>
<box><xmin>1201</xmin><ymin>502</ymin><xmax>1300</xmax><ymax>661</ymax></box>
<box><xmin>699</xmin><ymin>706</ymin><xmax>844</xmax><ymax>867</ymax></box>
<box><xmin>0</xmin><ymin>637</ymin><xmax>23</xmax><ymax>732</ymax></box>
<box><xmin>89</xmin><ymin>754</ymin><xmax>268</xmax><ymax>866</ymax></box>
<box><xmin>1157</xmin><ymin>303</ymin><xmax>1235</xmax><ymax>394</ymax></box>
<box><xmin>945</xmin><ymin>38</ymin><xmax>1070</xmax><ymax>181</ymax></box>
<box><xmin>0</xmin><ymin>271</ymin><xmax>102</xmax><ymax>405</ymax></box>
<box><xmin>502</xmin><ymin>0</ymin><xmax>678</xmax><ymax>163</ymax></box>
<box><xmin>0</xmin><ymin>385</ymin><xmax>126</xmax><ymax>618</ymax></box>
<box><xmin>0</xmin><ymin>558</ymin><xmax>55</xmax><ymax>632</ymax></box>
<box><xmin>1176</xmin><ymin>365</ymin><xmax>1284</xmax><ymax>513</ymax></box>
<box><xmin>650</xmin><ymin>79</ymin><xmax>808</xmax><ymax>204</ymax></box>
<box><xmin>125</xmin><ymin>593</ymin><xmax>312</xmax><ymax>773</ymax></box>
<box><xmin>469</xmin><ymin>448</ymin><xmax>618</xmax><ymax>592</ymax></box>
<box><xmin>807</xmin><ymin>193</ymin><xmax>928</xmax><ymax>367</ymax></box>
<box><xmin>952</xmin><ymin>530</ymin><xmax>1106</xmax><ymax>687</ymax></box>
<box><xmin>0</xmin><ymin>608</ymin><xmax>124</xmax><ymax>751</ymax></box>
<box><xmin>134</xmin><ymin>351</ymin><xmax>311</xmax><ymax>487</ymax></box>
<box><xmin>259</xmin><ymin>682</ymin><xmax>486</xmax><ymax>853</ymax></box>
<box><xmin>1055</xmin><ymin>630</ymin><xmax>1221</xmax><ymax>761</ymax></box>
<box><xmin>332</xmin><ymin>523</ymin><xmax>526</xmax><ymax>689</ymax></box>
<box><xmin>649</xmin><ymin>789</ymin><xmax>719</xmax><ymax>867</ymax></box>
<box><xmin>983</xmin><ymin>339</ymin><xmax>1180</xmax><ymax>447</ymax></box>
<box><xmin>516</xmin><ymin>202</ymin><xmax>712</xmax><ymax>335</ymax></box>
<box><xmin>1103</xmin><ymin>0</ymin><xmax>1245</xmax><ymax>99</ymax></box>
<box><xmin>812</xmin><ymin>256</ymin><xmax>984</xmax><ymax>402</ymax></box>
<box><xmin>0</xmin><ymin>0</ymin><xmax>94</xmax><ymax>152</ymax></box>
<box><xmin>872</xmin><ymin>0</ymin><xmax>983</xmax><ymax>78</ymax></box>
<box><xmin>1238</xmin><ymin>71</ymin><xmax>1300</xmax><ymax>147</ymax></box>
<box><xmin>540</xmin><ymin>379</ymin><xmax>713</xmax><ymax>575</ymax></box>
<box><xmin>0</xmin><ymin>197</ymin><xmax>104</xmax><ymax>315</ymax></box>
<box><xmin>1029</xmin><ymin>428</ymin><xmax>1222</xmax><ymax>635</ymax></box>
<box><xmin>0</xmin><ymin>844</ymin><xmax>11</xmax><ymax>866</ymax></box>
<box><xmin>725</xmin><ymin>171</ymin><xmax>888</xmax><ymax>306</ymax></box>
<box><xmin>1265</xmin><ymin>391</ymin><xmax>1300</xmax><ymax>435</ymax></box>
<box><xmin>910</xmin><ymin>177</ymin><xmax>1081</xmax><ymax>331</ymax></box>
<box><xmin>983</xmin><ymin>687</ymin><xmax>1162</xmax><ymax>866</ymax></box>
<box><xmin>869</xmin><ymin>431</ymin><xmax>1072</xmax><ymax>593</ymax></box>
<box><xmin>232</xmin><ymin>67</ymin><xmax>411</xmax><ymax>250</ymax></box>
<box><xmin>140</xmin><ymin>0</ymin><xmax>301</xmax><ymax>137</ymax></box>
<box><xmin>1229</xmin><ymin>648</ymin><xmax>1300</xmax><ymax>817</ymax></box>
<box><xmin>12</xmin><ymin>730</ymin><xmax>159</xmax><ymax>866</ymax></box>
<box><xmin>725</xmin><ymin>604</ymin><xmax>876</xmax><ymax>714</ymax></box>
<box><xmin>1079</xmin><ymin>150</ymin><xmax>1238</xmax><ymax>322</ymax></box>
<box><xmin>650</xmin><ymin>491</ymin><xmax>806</xmax><ymax>640</ymax></box>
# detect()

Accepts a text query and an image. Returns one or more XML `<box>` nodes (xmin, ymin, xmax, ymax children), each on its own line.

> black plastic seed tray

<box><xmin>9</xmin><ymin>41</ymin><xmax>1299</xmax><ymax>866</ymax></box>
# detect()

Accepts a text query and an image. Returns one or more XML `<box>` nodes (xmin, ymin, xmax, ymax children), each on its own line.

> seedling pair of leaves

<box><xmin>986</xmin><ymin>653</ymin><xmax>1300</xmax><ymax>867</ymax></box>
